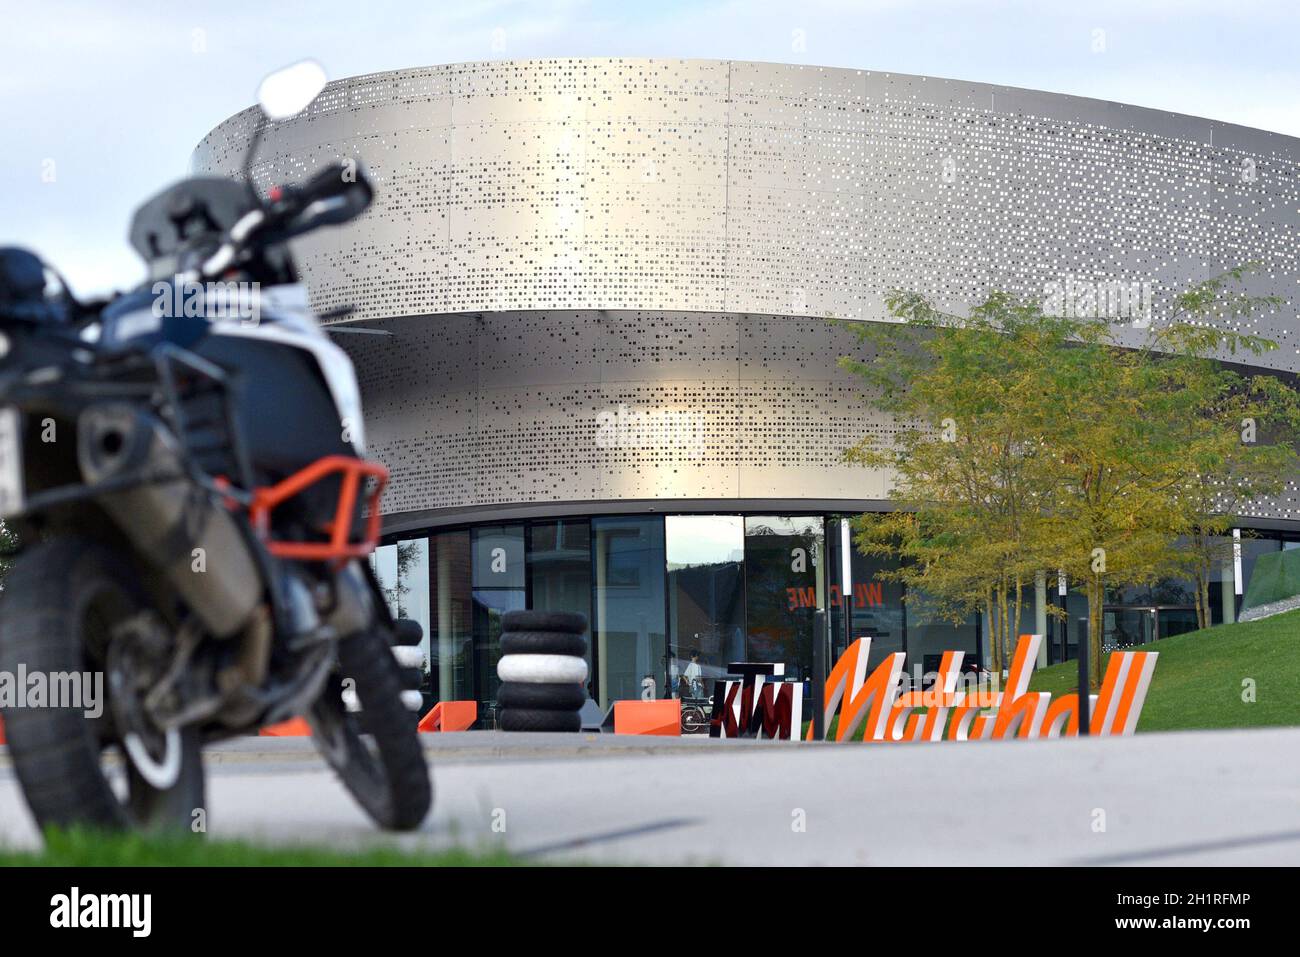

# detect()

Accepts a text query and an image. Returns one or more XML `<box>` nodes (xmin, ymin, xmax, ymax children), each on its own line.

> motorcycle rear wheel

<box><xmin>0</xmin><ymin>537</ymin><xmax>205</xmax><ymax>833</ymax></box>
<box><xmin>307</xmin><ymin>627</ymin><xmax>432</xmax><ymax>831</ymax></box>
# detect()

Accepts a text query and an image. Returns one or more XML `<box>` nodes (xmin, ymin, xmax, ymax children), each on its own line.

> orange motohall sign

<box><xmin>810</xmin><ymin>632</ymin><xmax>1157</xmax><ymax>742</ymax></box>
<box><xmin>708</xmin><ymin>633</ymin><xmax>1157</xmax><ymax>741</ymax></box>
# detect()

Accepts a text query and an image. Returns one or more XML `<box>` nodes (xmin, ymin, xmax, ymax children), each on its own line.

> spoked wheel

<box><xmin>0</xmin><ymin>537</ymin><xmax>205</xmax><ymax>833</ymax></box>
<box><xmin>308</xmin><ymin>627</ymin><xmax>431</xmax><ymax>831</ymax></box>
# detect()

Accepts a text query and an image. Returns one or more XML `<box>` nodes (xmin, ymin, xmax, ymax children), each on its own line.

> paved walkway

<box><xmin>2</xmin><ymin>728</ymin><xmax>1297</xmax><ymax>865</ymax></box>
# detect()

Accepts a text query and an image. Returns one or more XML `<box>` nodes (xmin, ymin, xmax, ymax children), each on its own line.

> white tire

<box><xmin>497</xmin><ymin>653</ymin><xmax>588</xmax><ymax>685</ymax></box>
<box><xmin>400</xmin><ymin>689</ymin><xmax>425</xmax><ymax>711</ymax></box>
<box><xmin>392</xmin><ymin>645</ymin><xmax>425</xmax><ymax>669</ymax></box>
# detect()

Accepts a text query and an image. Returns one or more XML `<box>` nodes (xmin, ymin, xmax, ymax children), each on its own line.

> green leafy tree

<box><xmin>1149</xmin><ymin>270</ymin><xmax>1300</xmax><ymax>628</ymax></box>
<box><xmin>843</xmin><ymin>292</ymin><xmax>1067</xmax><ymax>674</ymax></box>
<box><xmin>841</xmin><ymin>267</ymin><xmax>1300</xmax><ymax>689</ymax></box>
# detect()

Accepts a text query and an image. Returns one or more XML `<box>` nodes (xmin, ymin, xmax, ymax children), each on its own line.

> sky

<box><xmin>3</xmin><ymin>0</ymin><xmax>1299</xmax><ymax>297</ymax></box>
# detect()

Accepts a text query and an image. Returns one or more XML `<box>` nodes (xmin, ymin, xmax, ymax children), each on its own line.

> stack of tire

<box><xmin>391</xmin><ymin>618</ymin><xmax>428</xmax><ymax>717</ymax></box>
<box><xmin>496</xmin><ymin>610</ymin><xmax>589</xmax><ymax>732</ymax></box>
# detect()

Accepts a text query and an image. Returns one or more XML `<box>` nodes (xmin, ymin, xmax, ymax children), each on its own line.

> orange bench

<box><xmin>418</xmin><ymin>700</ymin><xmax>477</xmax><ymax>732</ymax></box>
<box><xmin>613</xmin><ymin>699</ymin><xmax>681</xmax><ymax>736</ymax></box>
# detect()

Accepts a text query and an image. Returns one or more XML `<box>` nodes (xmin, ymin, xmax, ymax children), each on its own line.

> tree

<box><xmin>843</xmin><ymin>292</ymin><xmax>1070</xmax><ymax>675</ymax></box>
<box><xmin>1148</xmin><ymin>270</ymin><xmax>1300</xmax><ymax>628</ymax></box>
<box><xmin>1154</xmin><ymin>367</ymin><xmax>1300</xmax><ymax>628</ymax></box>
<box><xmin>1041</xmin><ymin>272</ymin><xmax>1293</xmax><ymax>678</ymax></box>
<box><xmin>841</xmin><ymin>267</ymin><xmax>1300</xmax><ymax>689</ymax></box>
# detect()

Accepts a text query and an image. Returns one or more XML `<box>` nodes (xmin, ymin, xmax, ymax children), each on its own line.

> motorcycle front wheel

<box><xmin>307</xmin><ymin>626</ymin><xmax>432</xmax><ymax>831</ymax></box>
<box><xmin>0</xmin><ymin>537</ymin><xmax>205</xmax><ymax>834</ymax></box>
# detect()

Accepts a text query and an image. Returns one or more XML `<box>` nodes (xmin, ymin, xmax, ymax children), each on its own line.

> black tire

<box><xmin>498</xmin><ymin>708</ymin><xmax>582</xmax><ymax>732</ymax></box>
<box><xmin>501</xmin><ymin>610</ymin><xmax>587</xmax><ymax>635</ymax></box>
<box><xmin>392</xmin><ymin>618</ymin><xmax>423</xmax><ymax>646</ymax></box>
<box><xmin>0</xmin><ymin>537</ymin><xmax>205</xmax><ymax>833</ymax></box>
<box><xmin>308</xmin><ymin>627</ymin><xmax>432</xmax><ymax>831</ymax></box>
<box><xmin>500</xmin><ymin>631</ymin><xmax>589</xmax><ymax>657</ymax></box>
<box><xmin>497</xmin><ymin>681</ymin><xmax>587</xmax><ymax>711</ymax></box>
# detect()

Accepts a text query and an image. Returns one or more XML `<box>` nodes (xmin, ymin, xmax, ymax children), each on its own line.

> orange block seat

<box><xmin>418</xmin><ymin>700</ymin><xmax>477</xmax><ymax>732</ymax></box>
<box><xmin>259</xmin><ymin>716</ymin><xmax>312</xmax><ymax>736</ymax></box>
<box><xmin>613</xmin><ymin>699</ymin><xmax>681</xmax><ymax>736</ymax></box>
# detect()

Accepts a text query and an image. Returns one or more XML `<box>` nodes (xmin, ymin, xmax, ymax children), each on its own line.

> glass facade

<box><xmin>375</xmin><ymin>515</ymin><xmax>1294</xmax><ymax>725</ymax></box>
<box><xmin>370</xmin><ymin>536</ymin><xmax>433</xmax><ymax>707</ymax></box>
<box><xmin>428</xmin><ymin>530</ymin><xmax>472</xmax><ymax>704</ymax></box>
<box><xmin>1038</xmin><ymin>528</ymin><xmax>1300</xmax><ymax>662</ymax></box>
<box><xmin>1239</xmin><ymin>532</ymin><xmax>1282</xmax><ymax>604</ymax></box>
<box><xmin>666</xmin><ymin>516</ymin><xmax>745</xmax><ymax>699</ymax></box>
<box><xmin>743</xmin><ymin>516</ymin><xmax>824</xmax><ymax>682</ymax></box>
<box><xmin>824</xmin><ymin>516</ymin><xmax>981</xmax><ymax>681</ymax></box>
<box><xmin>471</xmin><ymin>525</ymin><xmax>525</xmax><ymax>724</ymax></box>
<box><xmin>527</xmin><ymin>519</ymin><xmax>593</xmax><ymax>688</ymax></box>
<box><xmin>830</xmin><ymin>520</ymin><xmax>909</xmax><ymax>672</ymax></box>
<box><xmin>907</xmin><ymin>592</ymin><xmax>980</xmax><ymax>681</ymax></box>
<box><xmin>593</xmin><ymin>517</ymin><xmax>666</xmax><ymax>709</ymax></box>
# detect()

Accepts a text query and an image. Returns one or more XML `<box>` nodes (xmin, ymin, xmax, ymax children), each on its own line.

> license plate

<box><xmin>0</xmin><ymin>407</ymin><xmax>24</xmax><ymax>518</ymax></box>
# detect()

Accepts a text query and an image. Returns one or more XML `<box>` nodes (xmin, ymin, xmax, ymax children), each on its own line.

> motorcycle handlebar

<box><xmin>296</xmin><ymin>163</ymin><xmax>373</xmax><ymax>221</ymax></box>
<box><xmin>263</xmin><ymin>161</ymin><xmax>373</xmax><ymax>243</ymax></box>
<box><xmin>198</xmin><ymin>162</ymin><xmax>373</xmax><ymax>281</ymax></box>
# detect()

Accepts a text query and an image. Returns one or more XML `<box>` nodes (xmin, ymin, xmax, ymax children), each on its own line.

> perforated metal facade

<box><xmin>194</xmin><ymin>58</ymin><xmax>1300</xmax><ymax>529</ymax></box>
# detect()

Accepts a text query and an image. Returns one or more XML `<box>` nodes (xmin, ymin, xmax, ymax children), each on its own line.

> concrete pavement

<box><xmin>2</xmin><ymin>728</ymin><xmax>1298</xmax><ymax>865</ymax></box>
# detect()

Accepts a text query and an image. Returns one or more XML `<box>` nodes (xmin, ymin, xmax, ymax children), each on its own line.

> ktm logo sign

<box><xmin>709</xmin><ymin>663</ymin><xmax>804</xmax><ymax>739</ymax></box>
<box><xmin>814</xmin><ymin>633</ymin><xmax>1157</xmax><ymax>742</ymax></box>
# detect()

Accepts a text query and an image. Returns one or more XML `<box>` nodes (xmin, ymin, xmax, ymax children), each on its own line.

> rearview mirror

<box><xmin>256</xmin><ymin>60</ymin><xmax>327</xmax><ymax>120</ymax></box>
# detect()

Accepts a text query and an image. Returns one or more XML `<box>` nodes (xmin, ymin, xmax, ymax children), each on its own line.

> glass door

<box><xmin>592</xmin><ymin>516</ymin><xmax>666</xmax><ymax>709</ymax></box>
<box><xmin>665</xmin><ymin>515</ymin><xmax>745</xmax><ymax>700</ymax></box>
<box><xmin>742</xmin><ymin>516</ymin><xmax>824</xmax><ymax>681</ymax></box>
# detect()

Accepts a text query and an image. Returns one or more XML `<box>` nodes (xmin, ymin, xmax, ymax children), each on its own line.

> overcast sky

<box><xmin>3</xmin><ymin>0</ymin><xmax>1299</xmax><ymax>296</ymax></box>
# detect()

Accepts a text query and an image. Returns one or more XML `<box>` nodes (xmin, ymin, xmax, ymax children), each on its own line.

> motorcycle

<box><xmin>0</xmin><ymin>63</ymin><xmax>431</xmax><ymax>833</ymax></box>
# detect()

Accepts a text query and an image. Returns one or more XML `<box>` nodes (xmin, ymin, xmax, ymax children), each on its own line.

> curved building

<box><xmin>196</xmin><ymin>59</ymin><xmax>1300</xmax><ymax>720</ymax></box>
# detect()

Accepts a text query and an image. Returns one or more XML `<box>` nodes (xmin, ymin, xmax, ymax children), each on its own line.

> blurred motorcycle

<box><xmin>0</xmin><ymin>62</ymin><xmax>431</xmax><ymax>833</ymax></box>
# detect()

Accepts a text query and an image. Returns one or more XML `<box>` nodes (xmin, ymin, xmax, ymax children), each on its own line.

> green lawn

<box><xmin>0</xmin><ymin>828</ymin><xmax>523</xmax><ymax>867</ymax></box>
<box><xmin>1028</xmin><ymin>608</ymin><xmax>1300</xmax><ymax>732</ymax></box>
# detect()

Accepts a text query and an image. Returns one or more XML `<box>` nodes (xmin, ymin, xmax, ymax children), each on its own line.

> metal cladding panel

<box><xmin>333</xmin><ymin>309</ymin><xmax>893</xmax><ymax>517</ymax></box>
<box><xmin>193</xmin><ymin>58</ymin><xmax>1300</xmax><ymax>524</ymax></box>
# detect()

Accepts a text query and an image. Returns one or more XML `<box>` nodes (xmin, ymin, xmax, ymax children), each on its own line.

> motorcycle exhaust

<box><xmin>77</xmin><ymin>403</ymin><xmax>262</xmax><ymax>638</ymax></box>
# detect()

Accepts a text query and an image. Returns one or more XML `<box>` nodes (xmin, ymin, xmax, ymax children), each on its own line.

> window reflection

<box><xmin>593</xmin><ymin>517</ymin><xmax>666</xmax><ymax>708</ymax></box>
<box><xmin>743</xmin><ymin>516</ymin><xmax>824</xmax><ymax>680</ymax></box>
<box><xmin>371</xmin><ymin>537</ymin><xmax>432</xmax><ymax>704</ymax></box>
<box><xmin>429</xmin><ymin>530</ymin><xmax>473</xmax><ymax>705</ymax></box>
<box><xmin>374</xmin><ymin>509</ymin><xmax>1298</xmax><ymax>708</ymax></box>
<box><xmin>827</xmin><ymin>517</ymin><xmax>905</xmax><ymax>672</ymax></box>
<box><xmin>472</xmin><ymin>525</ymin><xmax>525</xmax><ymax>724</ymax></box>
<box><xmin>906</xmin><ymin>588</ymin><xmax>980</xmax><ymax>679</ymax></box>
<box><xmin>666</xmin><ymin>515</ymin><xmax>745</xmax><ymax>699</ymax></box>
<box><xmin>527</xmin><ymin>520</ymin><xmax>593</xmax><ymax>694</ymax></box>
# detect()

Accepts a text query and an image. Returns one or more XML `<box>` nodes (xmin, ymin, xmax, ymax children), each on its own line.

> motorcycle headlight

<box><xmin>0</xmin><ymin>330</ymin><xmax>11</xmax><ymax>360</ymax></box>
